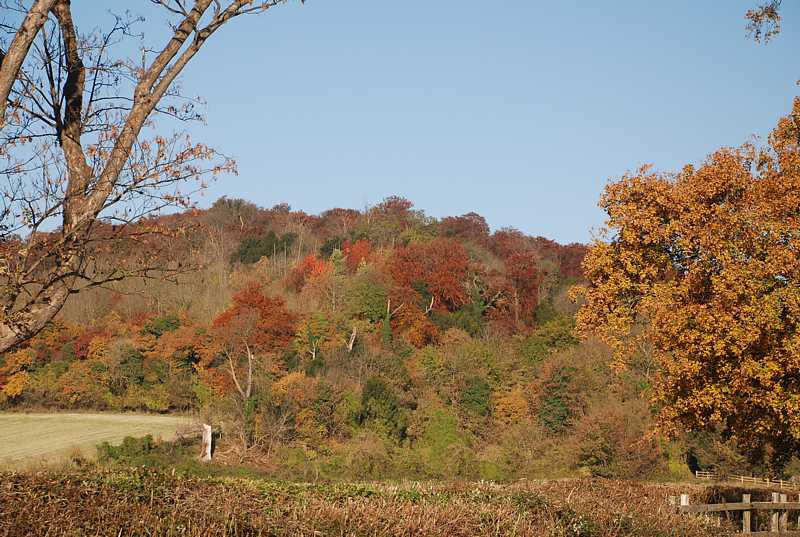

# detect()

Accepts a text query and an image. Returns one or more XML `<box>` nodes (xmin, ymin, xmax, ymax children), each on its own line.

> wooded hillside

<box><xmin>0</xmin><ymin>196</ymin><xmax>777</xmax><ymax>480</ymax></box>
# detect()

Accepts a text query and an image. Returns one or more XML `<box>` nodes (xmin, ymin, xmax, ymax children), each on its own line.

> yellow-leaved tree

<box><xmin>575</xmin><ymin>98</ymin><xmax>800</xmax><ymax>468</ymax></box>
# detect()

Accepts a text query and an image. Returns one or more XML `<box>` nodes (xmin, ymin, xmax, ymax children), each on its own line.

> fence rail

<box><xmin>694</xmin><ymin>471</ymin><xmax>799</xmax><ymax>490</ymax></box>
<box><xmin>695</xmin><ymin>470</ymin><xmax>718</xmax><ymax>480</ymax></box>
<box><xmin>675</xmin><ymin>492</ymin><xmax>800</xmax><ymax>533</ymax></box>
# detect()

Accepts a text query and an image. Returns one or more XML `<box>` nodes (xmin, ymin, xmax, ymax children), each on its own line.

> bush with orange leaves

<box><xmin>492</xmin><ymin>386</ymin><xmax>531</xmax><ymax>427</ymax></box>
<box><xmin>287</xmin><ymin>254</ymin><xmax>332</xmax><ymax>292</ymax></box>
<box><xmin>342</xmin><ymin>239</ymin><xmax>373</xmax><ymax>272</ymax></box>
<box><xmin>394</xmin><ymin>306</ymin><xmax>440</xmax><ymax>348</ymax></box>
<box><xmin>0</xmin><ymin>348</ymin><xmax>34</xmax><ymax>400</ymax></box>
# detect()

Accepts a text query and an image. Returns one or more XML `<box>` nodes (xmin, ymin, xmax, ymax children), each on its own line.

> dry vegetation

<box><xmin>0</xmin><ymin>469</ymin><xmax>722</xmax><ymax>536</ymax></box>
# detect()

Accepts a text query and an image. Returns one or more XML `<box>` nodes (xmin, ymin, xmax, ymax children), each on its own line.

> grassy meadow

<box><xmin>0</xmin><ymin>412</ymin><xmax>188</xmax><ymax>468</ymax></box>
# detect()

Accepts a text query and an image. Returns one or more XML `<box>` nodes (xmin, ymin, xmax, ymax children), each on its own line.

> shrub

<box><xmin>417</xmin><ymin>346</ymin><xmax>451</xmax><ymax>391</ymax></box>
<box><xmin>538</xmin><ymin>367</ymin><xmax>576</xmax><ymax>433</ymax></box>
<box><xmin>572</xmin><ymin>404</ymin><xmax>668</xmax><ymax>479</ymax></box>
<box><xmin>414</xmin><ymin>409</ymin><xmax>472</xmax><ymax>476</ymax></box>
<box><xmin>61</xmin><ymin>341</ymin><xmax>76</xmax><ymax>361</ymax></box>
<box><xmin>0</xmin><ymin>469</ymin><xmax>724</xmax><ymax>536</ymax></box>
<box><xmin>118</xmin><ymin>348</ymin><xmax>146</xmax><ymax>387</ymax></box>
<box><xmin>97</xmin><ymin>435</ymin><xmax>156</xmax><ymax>463</ymax></box>
<box><xmin>233</xmin><ymin>230</ymin><xmax>296</xmax><ymax>264</ymax></box>
<box><xmin>359</xmin><ymin>377</ymin><xmax>407</xmax><ymax>443</ymax></box>
<box><xmin>534</xmin><ymin>298</ymin><xmax>559</xmax><ymax>324</ymax></box>
<box><xmin>519</xmin><ymin>316</ymin><xmax>578</xmax><ymax>366</ymax></box>
<box><xmin>431</xmin><ymin>302</ymin><xmax>484</xmax><ymax>337</ymax></box>
<box><xmin>460</xmin><ymin>376</ymin><xmax>491</xmax><ymax>416</ymax></box>
<box><xmin>141</xmin><ymin>315</ymin><xmax>181</xmax><ymax>338</ymax></box>
<box><xmin>96</xmin><ymin>435</ymin><xmax>192</xmax><ymax>466</ymax></box>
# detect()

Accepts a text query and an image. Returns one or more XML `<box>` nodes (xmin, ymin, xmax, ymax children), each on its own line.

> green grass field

<box><xmin>0</xmin><ymin>412</ymin><xmax>189</xmax><ymax>468</ymax></box>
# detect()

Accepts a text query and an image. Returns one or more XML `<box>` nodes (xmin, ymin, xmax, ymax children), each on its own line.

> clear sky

<box><xmin>74</xmin><ymin>1</ymin><xmax>799</xmax><ymax>244</ymax></box>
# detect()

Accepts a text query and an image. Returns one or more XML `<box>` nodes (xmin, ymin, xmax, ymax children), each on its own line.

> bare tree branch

<box><xmin>0</xmin><ymin>0</ymin><xmax>57</xmax><ymax>127</ymax></box>
<box><xmin>0</xmin><ymin>0</ymin><xmax>303</xmax><ymax>352</ymax></box>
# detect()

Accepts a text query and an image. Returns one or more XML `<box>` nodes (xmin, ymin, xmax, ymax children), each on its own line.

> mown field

<box><xmin>0</xmin><ymin>412</ymin><xmax>188</xmax><ymax>468</ymax></box>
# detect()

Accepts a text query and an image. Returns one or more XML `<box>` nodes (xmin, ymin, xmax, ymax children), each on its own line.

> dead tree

<box><xmin>346</xmin><ymin>326</ymin><xmax>357</xmax><ymax>353</ymax></box>
<box><xmin>200</xmin><ymin>423</ymin><xmax>213</xmax><ymax>461</ymax></box>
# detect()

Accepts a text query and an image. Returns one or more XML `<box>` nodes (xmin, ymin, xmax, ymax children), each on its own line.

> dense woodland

<box><xmin>0</xmin><ymin>195</ymin><xmax>772</xmax><ymax>481</ymax></box>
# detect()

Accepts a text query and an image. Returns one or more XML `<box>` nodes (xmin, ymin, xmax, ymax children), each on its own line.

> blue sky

<box><xmin>76</xmin><ymin>1</ymin><xmax>799</xmax><ymax>244</ymax></box>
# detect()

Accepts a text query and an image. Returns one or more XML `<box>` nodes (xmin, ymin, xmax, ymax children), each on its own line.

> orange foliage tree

<box><xmin>342</xmin><ymin>239</ymin><xmax>373</xmax><ymax>272</ymax></box>
<box><xmin>287</xmin><ymin>254</ymin><xmax>331</xmax><ymax>292</ymax></box>
<box><xmin>212</xmin><ymin>283</ymin><xmax>296</xmax><ymax>400</ymax></box>
<box><xmin>575</xmin><ymin>100</ymin><xmax>800</xmax><ymax>466</ymax></box>
<box><xmin>389</xmin><ymin>237</ymin><xmax>470</xmax><ymax>312</ymax></box>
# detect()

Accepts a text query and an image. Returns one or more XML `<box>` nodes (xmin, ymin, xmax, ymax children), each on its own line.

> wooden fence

<box><xmin>695</xmin><ymin>471</ymin><xmax>799</xmax><ymax>491</ymax></box>
<box><xmin>676</xmin><ymin>492</ymin><xmax>800</xmax><ymax>534</ymax></box>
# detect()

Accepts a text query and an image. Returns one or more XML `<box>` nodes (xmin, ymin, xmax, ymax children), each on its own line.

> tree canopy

<box><xmin>575</xmin><ymin>98</ymin><xmax>800</xmax><ymax>467</ymax></box>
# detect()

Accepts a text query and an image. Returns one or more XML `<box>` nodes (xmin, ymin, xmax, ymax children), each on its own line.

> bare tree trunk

<box><xmin>200</xmin><ymin>423</ymin><xmax>213</xmax><ymax>462</ymax></box>
<box><xmin>0</xmin><ymin>0</ymin><xmax>57</xmax><ymax>127</ymax></box>
<box><xmin>227</xmin><ymin>353</ymin><xmax>247</xmax><ymax>399</ymax></box>
<box><xmin>347</xmin><ymin>327</ymin><xmax>357</xmax><ymax>353</ymax></box>
<box><xmin>244</xmin><ymin>342</ymin><xmax>253</xmax><ymax>399</ymax></box>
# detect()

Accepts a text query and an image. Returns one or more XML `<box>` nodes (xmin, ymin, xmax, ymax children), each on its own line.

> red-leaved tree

<box><xmin>389</xmin><ymin>237</ymin><xmax>470</xmax><ymax>312</ymax></box>
<box><xmin>212</xmin><ymin>283</ymin><xmax>296</xmax><ymax>401</ymax></box>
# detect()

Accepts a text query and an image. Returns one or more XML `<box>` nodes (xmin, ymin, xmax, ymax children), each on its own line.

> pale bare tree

<box><xmin>0</xmin><ymin>0</ymin><xmax>303</xmax><ymax>353</ymax></box>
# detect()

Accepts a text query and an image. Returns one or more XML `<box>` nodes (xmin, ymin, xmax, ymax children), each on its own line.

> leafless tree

<box><xmin>0</xmin><ymin>0</ymin><xmax>302</xmax><ymax>353</ymax></box>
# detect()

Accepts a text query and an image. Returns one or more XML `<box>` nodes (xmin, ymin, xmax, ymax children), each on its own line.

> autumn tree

<box><xmin>0</xmin><ymin>0</ymin><xmax>303</xmax><ymax>354</ymax></box>
<box><xmin>212</xmin><ymin>282</ymin><xmax>296</xmax><ymax>449</ymax></box>
<box><xmin>213</xmin><ymin>283</ymin><xmax>296</xmax><ymax>398</ymax></box>
<box><xmin>504</xmin><ymin>251</ymin><xmax>541</xmax><ymax>327</ymax></box>
<box><xmin>287</xmin><ymin>254</ymin><xmax>331</xmax><ymax>292</ymax></box>
<box><xmin>342</xmin><ymin>238</ymin><xmax>372</xmax><ymax>272</ymax></box>
<box><xmin>558</xmin><ymin>243</ymin><xmax>588</xmax><ymax>281</ymax></box>
<box><xmin>389</xmin><ymin>237</ymin><xmax>470</xmax><ymax>312</ymax></box>
<box><xmin>575</xmin><ymin>100</ymin><xmax>800</xmax><ymax>468</ymax></box>
<box><xmin>440</xmin><ymin>212</ymin><xmax>490</xmax><ymax>243</ymax></box>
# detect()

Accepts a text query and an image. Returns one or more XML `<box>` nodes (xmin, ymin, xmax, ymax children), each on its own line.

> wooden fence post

<box><xmin>743</xmin><ymin>493</ymin><xmax>751</xmax><ymax>533</ymax></box>
<box><xmin>772</xmin><ymin>492</ymin><xmax>780</xmax><ymax>532</ymax></box>
<box><xmin>780</xmin><ymin>494</ymin><xmax>788</xmax><ymax>531</ymax></box>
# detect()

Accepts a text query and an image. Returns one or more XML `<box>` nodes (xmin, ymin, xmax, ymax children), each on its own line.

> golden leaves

<box><xmin>1</xmin><ymin>371</ymin><xmax>28</xmax><ymax>399</ymax></box>
<box><xmin>575</xmin><ymin>100</ymin><xmax>800</xmax><ymax>449</ymax></box>
<box><xmin>492</xmin><ymin>386</ymin><xmax>530</xmax><ymax>426</ymax></box>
